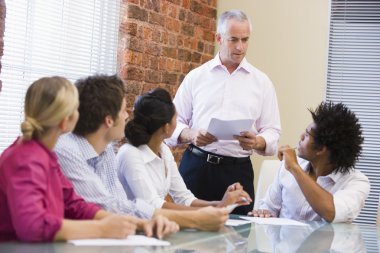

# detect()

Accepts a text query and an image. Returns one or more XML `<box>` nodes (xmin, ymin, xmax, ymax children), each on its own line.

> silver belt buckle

<box><xmin>207</xmin><ymin>154</ymin><xmax>221</xmax><ymax>164</ymax></box>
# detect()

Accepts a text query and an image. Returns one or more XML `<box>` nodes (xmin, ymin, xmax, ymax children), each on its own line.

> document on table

<box><xmin>225</xmin><ymin>219</ymin><xmax>254</xmax><ymax>227</ymax></box>
<box><xmin>207</xmin><ymin>118</ymin><xmax>254</xmax><ymax>140</ymax></box>
<box><xmin>69</xmin><ymin>235</ymin><xmax>170</xmax><ymax>246</ymax></box>
<box><xmin>239</xmin><ymin>216</ymin><xmax>308</xmax><ymax>226</ymax></box>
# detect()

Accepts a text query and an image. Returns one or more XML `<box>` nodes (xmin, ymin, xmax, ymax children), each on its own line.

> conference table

<box><xmin>1</xmin><ymin>216</ymin><xmax>379</xmax><ymax>252</ymax></box>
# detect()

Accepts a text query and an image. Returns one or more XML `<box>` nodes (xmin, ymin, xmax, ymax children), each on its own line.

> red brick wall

<box><xmin>0</xmin><ymin>0</ymin><xmax>5</xmax><ymax>93</ymax></box>
<box><xmin>118</xmin><ymin>0</ymin><xmax>217</xmax><ymax>162</ymax></box>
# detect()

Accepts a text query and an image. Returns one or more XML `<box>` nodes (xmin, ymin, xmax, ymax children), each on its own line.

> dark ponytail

<box><xmin>125</xmin><ymin>88</ymin><xmax>175</xmax><ymax>147</ymax></box>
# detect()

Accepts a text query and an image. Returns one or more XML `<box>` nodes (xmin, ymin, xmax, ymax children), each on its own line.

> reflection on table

<box><xmin>0</xmin><ymin>217</ymin><xmax>378</xmax><ymax>253</ymax></box>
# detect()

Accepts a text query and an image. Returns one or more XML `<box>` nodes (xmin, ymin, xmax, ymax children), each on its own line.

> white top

<box><xmin>55</xmin><ymin>133</ymin><xmax>155</xmax><ymax>219</ymax></box>
<box><xmin>166</xmin><ymin>54</ymin><xmax>281</xmax><ymax>157</ymax></box>
<box><xmin>116</xmin><ymin>143</ymin><xmax>197</xmax><ymax>208</ymax></box>
<box><xmin>259</xmin><ymin>158</ymin><xmax>370</xmax><ymax>223</ymax></box>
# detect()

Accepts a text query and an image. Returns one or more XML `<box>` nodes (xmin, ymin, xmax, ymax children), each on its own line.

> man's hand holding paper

<box><xmin>233</xmin><ymin>131</ymin><xmax>266</xmax><ymax>152</ymax></box>
<box><xmin>207</xmin><ymin>118</ymin><xmax>254</xmax><ymax>140</ymax></box>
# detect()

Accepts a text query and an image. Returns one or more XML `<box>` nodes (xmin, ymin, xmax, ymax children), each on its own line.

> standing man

<box><xmin>167</xmin><ymin>10</ymin><xmax>281</xmax><ymax>214</ymax></box>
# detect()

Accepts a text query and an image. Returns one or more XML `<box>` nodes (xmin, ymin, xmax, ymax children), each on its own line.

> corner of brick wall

<box><xmin>118</xmin><ymin>0</ymin><xmax>217</xmax><ymax>164</ymax></box>
<box><xmin>0</xmin><ymin>0</ymin><xmax>6</xmax><ymax>93</ymax></box>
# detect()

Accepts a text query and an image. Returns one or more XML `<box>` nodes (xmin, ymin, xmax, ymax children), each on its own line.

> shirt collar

<box><xmin>139</xmin><ymin>144</ymin><xmax>167</xmax><ymax>164</ymax></box>
<box><xmin>72</xmin><ymin>133</ymin><xmax>100</xmax><ymax>161</ymax></box>
<box><xmin>210</xmin><ymin>53</ymin><xmax>252</xmax><ymax>73</ymax></box>
<box><xmin>303</xmin><ymin>160</ymin><xmax>343</xmax><ymax>183</ymax></box>
<box><xmin>139</xmin><ymin>144</ymin><xmax>158</xmax><ymax>164</ymax></box>
<box><xmin>326</xmin><ymin>170</ymin><xmax>344</xmax><ymax>183</ymax></box>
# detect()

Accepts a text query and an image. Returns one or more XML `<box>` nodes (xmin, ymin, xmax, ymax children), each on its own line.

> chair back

<box><xmin>254</xmin><ymin>160</ymin><xmax>282</xmax><ymax>209</ymax></box>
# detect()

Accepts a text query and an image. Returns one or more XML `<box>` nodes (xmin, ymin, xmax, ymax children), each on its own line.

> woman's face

<box><xmin>66</xmin><ymin>106</ymin><xmax>79</xmax><ymax>133</ymax></box>
<box><xmin>165</xmin><ymin>111</ymin><xmax>177</xmax><ymax>138</ymax></box>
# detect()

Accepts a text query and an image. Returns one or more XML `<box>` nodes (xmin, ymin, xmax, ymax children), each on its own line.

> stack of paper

<box><xmin>239</xmin><ymin>216</ymin><xmax>308</xmax><ymax>226</ymax></box>
<box><xmin>69</xmin><ymin>235</ymin><xmax>170</xmax><ymax>246</ymax></box>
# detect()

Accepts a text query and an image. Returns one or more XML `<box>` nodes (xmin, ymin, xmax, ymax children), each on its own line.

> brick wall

<box><xmin>118</xmin><ymin>0</ymin><xmax>217</xmax><ymax>162</ymax></box>
<box><xmin>0</xmin><ymin>0</ymin><xmax>5</xmax><ymax>93</ymax></box>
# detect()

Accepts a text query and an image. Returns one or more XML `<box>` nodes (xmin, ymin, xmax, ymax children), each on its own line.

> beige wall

<box><xmin>217</xmin><ymin>1</ymin><xmax>330</xmax><ymax>189</ymax></box>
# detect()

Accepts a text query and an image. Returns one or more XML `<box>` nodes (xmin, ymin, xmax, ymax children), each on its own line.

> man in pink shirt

<box><xmin>167</xmin><ymin>10</ymin><xmax>281</xmax><ymax>215</ymax></box>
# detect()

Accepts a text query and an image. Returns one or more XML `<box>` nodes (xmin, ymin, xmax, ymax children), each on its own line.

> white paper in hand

<box><xmin>226</xmin><ymin>203</ymin><xmax>239</xmax><ymax>213</ymax></box>
<box><xmin>207</xmin><ymin>118</ymin><xmax>254</xmax><ymax>140</ymax></box>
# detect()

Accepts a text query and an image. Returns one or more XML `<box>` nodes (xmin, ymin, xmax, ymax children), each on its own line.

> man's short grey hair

<box><xmin>217</xmin><ymin>9</ymin><xmax>252</xmax><ymax>36</ymax></box>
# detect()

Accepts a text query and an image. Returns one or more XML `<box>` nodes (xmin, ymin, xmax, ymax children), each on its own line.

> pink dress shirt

<box><xmin>167</xmin><ymin>54</ymin><xmax>281</xmax><ymax>157</ymax></box>
<box><xmin>0</xmin><ymin>138</ymin><xmax>100</xmax><ymax>242</ymax></box>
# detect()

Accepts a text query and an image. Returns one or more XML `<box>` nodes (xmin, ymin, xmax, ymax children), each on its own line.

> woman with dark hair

<box><xmin>117</xmin><ymin>88</ymin><xmax>251</xmax><ymax>210</ymax></box>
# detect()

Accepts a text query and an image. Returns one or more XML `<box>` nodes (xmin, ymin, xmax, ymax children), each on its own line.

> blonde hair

<box><xmin>21</xmin><ymin>76</ymin><xmax>79</xmax><ymax>140</ymax></box>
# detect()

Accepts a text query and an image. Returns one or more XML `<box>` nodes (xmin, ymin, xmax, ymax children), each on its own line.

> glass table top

<box><xmin>0</xmin><ymin>217</ymin><xmax>378</xmax><ymax>253</ymax></box>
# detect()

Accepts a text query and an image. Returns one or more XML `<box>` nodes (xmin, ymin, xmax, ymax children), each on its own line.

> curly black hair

<box><xmin>309</xmin><ymin>101</ymin><xmax>363</xmax><ymax>174</ymax></box>
<box><xmin>73</xmin><ymin>74</ymin><xmax>126</xmax><ymax>136</ymax></box>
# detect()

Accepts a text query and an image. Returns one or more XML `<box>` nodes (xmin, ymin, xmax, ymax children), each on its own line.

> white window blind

<box><xmin>327</xmin><ymin>0</ymin><xmax>380</xmax><ymax>225</ymax></box>
<box><xmin>0</xmin><ymin>0</ymin><xmax>120</xmax><ymax>153</ymax></box>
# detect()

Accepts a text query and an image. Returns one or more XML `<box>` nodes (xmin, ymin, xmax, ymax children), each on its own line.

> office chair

<box><xmin>254</xmin><ymin>159</ymin><xmax>282</xmax><ymax>209</ymax></box>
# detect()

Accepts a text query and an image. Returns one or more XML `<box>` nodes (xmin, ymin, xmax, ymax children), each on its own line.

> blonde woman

<box><xmin>0</xmin><ymin>77</ymin><xmax>178</xmax><ymax>242</ymax></box>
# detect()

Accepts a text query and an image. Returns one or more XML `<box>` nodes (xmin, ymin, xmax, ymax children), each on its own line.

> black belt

<box><xmin>188</xmin><ymin>144</ymin><xmax>250</xmax><ymax>165</ymax></box>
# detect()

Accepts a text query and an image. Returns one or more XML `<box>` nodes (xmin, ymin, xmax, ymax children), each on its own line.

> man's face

<box><xmin>297</xmin><ymin>122</ymin><xmax>318</xmax><ymax>161</ymax></box>
<box><xmin>109</xmin><ymin>97</ymin><xmax>128</xmax><ymax>141</ymax></box>
<box><xmin>217</xmin><ymin>19</ymin><xmax>250</xmax><ymax>68</ymax></box>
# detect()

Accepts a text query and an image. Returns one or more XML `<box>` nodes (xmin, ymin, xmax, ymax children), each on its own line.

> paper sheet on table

<box><xmin>69</xmin><ymin>235</ymin><xmax>170</xmax><ymax>246</ymax></box>
<box><xmin>239</xmin><ymin>216</ymin><xmax>308</xmax><ymax>226</ymax></box>
<box><xmin>225</xmin><ymin>219</ymin><xmax>253</xmax><ymax>227</ymax></box>
<box><xmin>207</xmin><ymin>118</ymin><xmax>254</xmax><ymax>140</ymax></box>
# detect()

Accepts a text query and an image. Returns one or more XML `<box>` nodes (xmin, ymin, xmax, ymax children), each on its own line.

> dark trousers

<box><xmin>179</xmin><ymin>146</ymin><xmax>254</xmax><ymax>215</ymax></box>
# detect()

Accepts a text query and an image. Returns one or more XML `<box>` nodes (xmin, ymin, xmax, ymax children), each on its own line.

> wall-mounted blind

<box><xmin>327</xmin><ymin>0</ymin><xmax>380</xmax><ymax>224</ymax></box>
<box><xmin>0</xmin><ymin>0</ymin><xmax>120</xmax><ymax>153</ymax></box>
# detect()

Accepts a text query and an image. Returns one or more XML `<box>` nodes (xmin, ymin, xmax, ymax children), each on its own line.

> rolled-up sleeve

<box><xmin>255</xmin><ymin>76</ymin><xmax>281</xmax><ymax>156</ymax></box>
<box><xmin>332</xmin><ymin>172</ymin><xmax>370</xmax><ymax>223</ymax></box>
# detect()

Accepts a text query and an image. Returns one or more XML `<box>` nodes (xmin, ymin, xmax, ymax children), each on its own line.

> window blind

<box><xmin>0</xmin><ymin>0</ymin><xmax>120</xmax><ymax>153</ymax></box>
<box><xmin>327</xmin><ymin>0</ymin><xmax>380</xmax><ymax>224</ymax></box>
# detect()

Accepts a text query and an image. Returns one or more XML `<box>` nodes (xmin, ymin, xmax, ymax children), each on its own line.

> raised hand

<box><xmin>277</xmin><ymin>145</ymin><xmax>298</xmax><ymax>173</ymax></box>
<box><xmin>219</xmin><ymin>182</ymin><xmax>252</xmax><ymax>207</ymax></box>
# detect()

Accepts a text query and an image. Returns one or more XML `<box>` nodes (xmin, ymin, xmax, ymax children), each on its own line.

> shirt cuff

<box><xmin>257</xmin><ymin>132</ymin><xmax>278</xmax><ymax>156</ymax></box>
<box><xmin>184</xmin><ymin>196</ymin><xmax>197</xmax><ymax>207</ymax></box>
<box><xmin>134</xmin><ymin>198</ymin><xmax>155</xmax><ymax>219</ymax></box>
<box><xmin>45</xmin><ymin>215</ymin><xmax>63</xmax><ymax>242</ymax></box>
<box><xmin>85</xmin><ymin>203</ymin><xmax>102</xmax><ymax>220</ymax></box>
<box><xmin>151</xmin><ymin>198</ymin><xmax>165</xmax><ymax>209</ymax></box>
<box><xmin>165</xmin><ymin>122</ymin><xmax>188</xmax><ymax>147</ymax></box>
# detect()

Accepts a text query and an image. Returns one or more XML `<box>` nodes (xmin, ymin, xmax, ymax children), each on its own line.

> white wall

<box><xmin>217</xmin><ymin>1</ymin><xmax>330</xmax><ymax>188</ymax></box>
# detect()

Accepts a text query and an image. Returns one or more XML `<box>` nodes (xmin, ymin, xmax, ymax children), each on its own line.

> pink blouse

<box><xmin>0</xmin><ymin>138</ymin><xmax>101</xmax><ymax>242</ymax></box>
